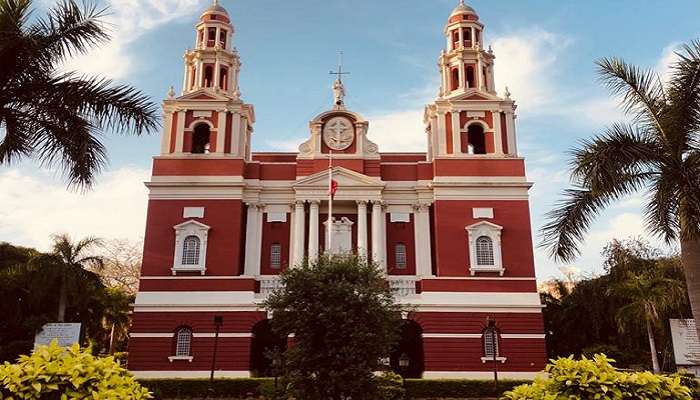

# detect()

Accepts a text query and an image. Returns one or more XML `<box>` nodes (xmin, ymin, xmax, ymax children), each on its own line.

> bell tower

<box><xmin>425</xmin><ymin>1</ymin><xmax>517</xmax><ymax>161</ymax></box>
<box><xmin>159</xmin><ymin>0</ymin><xmax>255</xmax><ymax>159</ymax></box>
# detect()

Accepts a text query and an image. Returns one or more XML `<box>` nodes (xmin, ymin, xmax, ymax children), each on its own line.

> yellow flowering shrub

<box><xmin>502</xmin><ymin>354</ymin><xmax>692</xmax><ymax>400</ymax></box>
<box><xmin>0</xmin><ymin>340</ymin><xmax>151</xmax><ymax>399</ymax></box>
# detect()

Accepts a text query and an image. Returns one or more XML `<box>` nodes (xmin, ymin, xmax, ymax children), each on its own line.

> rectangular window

<box><xmin>270</xmin><ymin>243</ymin><xmax>282</xmax><ymax>269</ymax></box>
<box><xmin>390</xmin><ymin>212</ymin><xmax>410</xmax><ymax>223</ymax></box>
<box><xmin>484</xmin><ymin>332</ymin><xmax>499</xmax><ymax>358</ymax></box>
<box><xmin>267</xmin><ymin>212</ymin><xmax>287</xmax><ymax>223</ymax></box>
<box><xmin>395</xmin><ymin>244</ymin><xmax>407</xmax><ymax>269</ymax></box>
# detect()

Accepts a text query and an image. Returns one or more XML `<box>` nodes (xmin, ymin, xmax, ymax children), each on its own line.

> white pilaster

<box><xmin>214</xmin><ymin>56</ymin><xmax>221</xmax><ymax>90</ymax></box>
<box><xmin>182</xmin><ymin>63</ymin><xmax>189</xmax><ymax>93</ymax></box>
<box><xmin>308</xmin><ymin>201</ymin><xmax>319</xmax><ymax>262</ymax></box>
<box><xmin>413</xmin><ymin>204</ymin><xmax>433</xmax><ymax>277</ymax></box>
<box><xmin>371</xmin><ymin>201</ymin><xmax>384</xmax><ymax>269</ymax></box>
<box><xmin>492</xmin><ymin>110</ymin><xmax>503</xmax><ymax>155</ymax></box>
<box><xmin>505</xmin><ymin>110</ymin><xmax>517</xmax><ymax>155</ymax></box>
<box><xmin>243</xmin><ymin>203</ymin><xmax>261</xmax><ymax>276</ymax></box>
<box><xmin>196</xmin><ymin>60</ymin><xmax>204</xmax><ymax>89</ymax></box>
<box><xmin>357</xmin><ymin>201</ymin><xmax>368</xmax><ymax>259</ymax></box>
<box><xmin>161</xmin><ymin>111</ymin><xmax>173</xmax><ymax>154</ymax></box>
<box><xmin>437</xmin><ymin>112</ymin><xmax>447</xmax><ymax>156</ymax></box>
<box><xmin>292</xmin><ymin>201</ymin><xmax>306</xmax><ymax>266</ymax></box>
<box><xmin>231</xmin><ymin>113</ymin><xmax>241</xmax><ymax>156</ymax></box>
<box><xmin>452</xmin><ymin>110</ymin><xmax>462</xmax><ymax>155</ymax></box>
<box><xmin>215</xmin><ymin>110</ymin><xmax>226</xmax><ymax>154</ymax></box>
<box><xmin>174</xmin><ymin>110</ymin><xmax>186</xmax><ymax>154</ymax></box>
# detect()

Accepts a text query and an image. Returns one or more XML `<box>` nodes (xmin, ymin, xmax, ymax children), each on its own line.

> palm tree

<box><xmin>0</xmin><ymin>0</ymin><xmax>158</xmax><ymax>189</ymax></box>
<box><xmin>608</xmin><ymin>271</ymin><xmax>686</xmax><ymax>373</ymax></box>
<box><xmin>47</xmin><ymin>234</ymin><xmax>104</xmax><ymax>322</ymax></box>
<box><xmin>541</xmin><ymin>40</ymin><xmax>700</xmax><ymax>343</ymax></box>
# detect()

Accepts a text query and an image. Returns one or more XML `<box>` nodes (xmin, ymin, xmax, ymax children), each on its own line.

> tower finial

<box><xmin>329</xmin><ymin>51</ymin><xmax>350</xmax><ymax>109</ymax></box>
<box><xmin>459</xmin><ymin>0</ymin><xmax>465</xmax><ymax>5</ymax></box>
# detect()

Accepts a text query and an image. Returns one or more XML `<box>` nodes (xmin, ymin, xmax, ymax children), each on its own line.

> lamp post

<box><xmin>485</xmin><ymin>317</ymin><xmax>498</xmax><ymax>393</ymax></box>
<box><xmin>210</xmin><ymin>315</ymin><xmax>223</xmax><ymax>382</ymax></box>
<box><xmin>398</xmin><ymin>353</ymin><xmax>410</xmax><ymax>387</ymax></box>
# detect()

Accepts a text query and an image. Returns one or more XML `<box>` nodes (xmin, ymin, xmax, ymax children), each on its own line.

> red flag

<box><xmin>330</xmin><ymin>179</ymin><xmax>338</xmax><ymax>199</ymax></box>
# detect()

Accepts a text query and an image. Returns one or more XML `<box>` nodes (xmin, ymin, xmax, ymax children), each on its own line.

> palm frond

<box><xmin>571</xmin><ymin>122</ymin><xmax>660</xmax><ymax>191</ymax></box>
<box><xmin>644</xmin><ymin>172</ymin><xmax>680</xmax><ymax>243</ymax></box>
<box><xmin>665</xmin><ymin>39</ymin><xmax>700</xmax><ymax>151</ymax></box>
<box><xmin>596</xmin><ymin>57</ymin><xmax>668</xmax><ymax>140</ymax></box>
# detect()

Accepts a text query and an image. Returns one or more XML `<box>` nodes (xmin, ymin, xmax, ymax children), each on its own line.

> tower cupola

<box><xmin>439</xmin><ymin>0</ymin><xmax>495</xmax><ymax>98</ymax></box>
<box><xmin>182</xmin><ymin>0</ymin><xmax>241</xmax><ymax>98</ymax></box>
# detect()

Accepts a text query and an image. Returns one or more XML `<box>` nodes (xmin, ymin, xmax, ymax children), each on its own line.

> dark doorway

<box><xmin>390</xmin><ymin>320</ymin><xmax>424</xmax><ymax>378</ymax></box>
<box><xmin>467</xmin><ymin>124</ymin><xmax>486</xmax><ymax>154</ymax></box>
<box><xmin>250</xmin><ymin>319</ymin><xmax>287</xmax><ymax>377</ymax></box>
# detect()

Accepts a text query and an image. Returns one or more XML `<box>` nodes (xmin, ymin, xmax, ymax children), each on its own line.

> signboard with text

<box><xmin>33</xmin><ymin>323</ymin><xmax>81</xmax><ymax>348</ymax></box>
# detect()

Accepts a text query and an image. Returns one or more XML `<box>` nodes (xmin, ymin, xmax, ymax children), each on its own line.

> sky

<box><xmin>1</xmin><ymin>0</ymin><xmax>699</xmax><ymax>281</ymax></box>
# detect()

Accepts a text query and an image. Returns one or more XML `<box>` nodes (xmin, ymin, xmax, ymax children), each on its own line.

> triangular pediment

<box><xmin>173</xmin><ymin>219</ymin><xmax>211</xmax><ymax>230</ymax></box>
<box><xmin>177</xmin><ymin>89</ymin><xmax>231</xmax><ymax>101</ymax></box>
<box><xmin>465</xmin><ymin>221</ymin><xmax>502</xmax><ymax>231</ymax></box>
<box><xmin>293</xmin><ymin>166</ymin><xmax>384</xmax><ymax>188</ymax></box>
<box><xmin>447</xmin><ymin>89</ymin><xmax>502</xmax><ymax>102</ymax></box>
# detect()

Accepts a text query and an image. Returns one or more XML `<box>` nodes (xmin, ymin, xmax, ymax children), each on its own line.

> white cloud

<box><xmin>656</xmin><ymin>42</ymin><xmax>681</xmax><ymax>83</ymax></box>
<box><xmin>264</xmin><ymin>138</ymin><xmax>306</xmax><ymax>152</ymax></box>
<box><xmin>62</xmin><ymin>0</ymin><xmax>205</xmax><ymax>79</ymax></box>
<box><xmin>0</xmin><ymin>167</ymin><xmax>149</xmax><ymax>251</ymax></box>
<box><xmin>491</xmin><ymin>28</ymin><xmax>572</xmax><ymax>111</ymax></box>
<box><xmin>367</xmin><ymin>109</ymin><xmax>427</xmax><ymax>152</ymax></box>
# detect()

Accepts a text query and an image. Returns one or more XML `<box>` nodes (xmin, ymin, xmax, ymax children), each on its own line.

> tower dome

<box><xmin>449</xmin><ymin>0</ymin><xmax>478</xmax><ymax>22</ymax></box>
<box><xmin>200</xmin><ymin>0</ymin><xmax>230</xmax><ymax>22</ymax></box>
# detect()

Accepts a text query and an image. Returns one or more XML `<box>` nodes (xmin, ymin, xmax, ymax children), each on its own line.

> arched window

<box><xmin>175</xmin><ymin>327</ymin><xmax>192</xmax><ymax>356</ymax></box>
<box><xmin>182</xmin><ymin>235</ymin><xmax>201</xmax><ymax>265</ymax></box>
<box><xmin>191</xmin><ymin>124</ymin><xmax>211</xmax><ymax>154</ymax></box>
<box><xmin>475</xmin><ymin>236</ymin><xmax>494</xmax><ymax>266</ymax></box>
<box><xmin>219</xmin><ymin>67</ymin><xmax>228</xmax><ymax>90</ymax></box>
<box><xmin>395</xmin><ymin>243</ymin><xmax>407</xmax><ymax>269</ymax></box>
<box><xmin>451</xmin><ymin>30</ymin><xmax>459</xmax><ymax>49</ymax></box>
<box><xmin>270</xmin><ymin>243</ymin><xmax>282</xmax><ymax>269</ymax></box>
<box><xmin>207</xmin><ymin>27</ymin><xmax>216</xmax><ymax>47</ymax></box>
<box><xmin>467</xmin><ymin>124</ymin><xmax>486</xmax><ymax>154</ymax></box>
<box><xmin>204</xmin><ymin>65</ymin><xmax>213</xmax><ymax>87</ymax></box>
<box><xmin>483</xmin><ymin>330</ymin><xmax>499</xmax><ymax>358</ymax></box>
<box><xmin>450</xmin><ymin>68</ymin><xmax>460</xmax><ymax>91</ymax></box>
<box><xmin>466</xmin><ymin>65</ymin><xmax>475</xmax><ymax>88</ymax></box>
<box><xmin>463</xmin><ymin>27</ymin><xmax>472</xmax><ymax>48</ymax></box>
<box><xmin>219</xmin><ymin>29</ymin><xmax>227</xmax><ymax>48</ymax></box>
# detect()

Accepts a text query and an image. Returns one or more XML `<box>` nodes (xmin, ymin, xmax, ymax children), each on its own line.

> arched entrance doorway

<box><xmin>390</xmin><ymin>320</ymin><xmax>424</xmax><ymax>378</ymax></box>
<box><xmin>250</xmin><ymin>319</ymin><xmax>287</xmax><ymax>377</ymax></box>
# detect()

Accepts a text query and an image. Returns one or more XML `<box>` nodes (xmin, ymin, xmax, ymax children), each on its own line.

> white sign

<box><xmin>34</xmin><ymin>323</ymin><xmax>81</xmax><ymax>348</ymax></box>
<box><xmin>670</xmin><ymin>319</ymin><xmax>700</xmax><ymax>365</ymax></box>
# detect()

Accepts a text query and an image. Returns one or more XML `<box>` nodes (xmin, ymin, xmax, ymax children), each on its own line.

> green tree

<box><xmin>609</xmin><ymin>270</ymin><xmax>686</xmax><ymax>373</ymax></box>
<box><xmin>47</xmin><ymin>233</ymin><xmax>104</xmax><ymax>322</ymax></box>
<box><xmin>541</xmin><ymin>40</ymin><xmax>700</xmax><ymax>341</ymax></box>
<box><xmin>0</xmin><ymin>0</ymin><xmax>158</xmax><ymax>189</ymax></box>
<box><xmin>263</xmin><ymin>255</ymin><xmax>404</xmax><ymax>400</ymax></box>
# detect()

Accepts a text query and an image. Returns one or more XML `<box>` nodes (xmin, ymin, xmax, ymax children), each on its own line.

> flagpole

<box><xmin>328</xmin><ymin>150</ymin><xmax>333</xmax><ymax>254</ymax></box>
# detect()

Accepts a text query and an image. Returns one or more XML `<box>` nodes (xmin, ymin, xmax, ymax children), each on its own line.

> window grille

<box><xmin>395</xmin><ymin>243</ymin><xmax>407</xmax><ymax>269</ymax></box>
<box><xmin>175</xmin><ymin>327</ymin><xmax>192</xmax><ymax>356</ymax></box>
<box><xmin>475</xmin><ymin>236</ymin><xmax>494</xmax><ymax>266</ymax></box>
<box><xmin>483</xmin><ymin>331</ymin><xmax>499</xmax><ymax>358</ymax></box>
<box><xmin>182</xmin><ymin>236</ymin><xmax>201</xmax><ymax>265</ymax></box>
<box><xmin>270</xmin><ymin>243</ymin><xmax>282</xmax><ymax>269</ymax></box>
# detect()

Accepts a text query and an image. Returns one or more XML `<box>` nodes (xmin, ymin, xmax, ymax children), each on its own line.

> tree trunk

<box><xmin>57</xmin><ymin>272</ymin><xmax>67</xmax><ymax>322</ymax></box>
<box><xmin>680</xmin><ymin>238</ymin><xmax>700</xmax><ymax>345</ymax></box>
<box><xmin>109</xmin><ymin>322</ymin><xmax>116</xmax><ymax>354</ymax></box>
<box><xmin>646</xmin><ymin>318</ymin><xmax>660</xmax><ymax>373</ymax></box>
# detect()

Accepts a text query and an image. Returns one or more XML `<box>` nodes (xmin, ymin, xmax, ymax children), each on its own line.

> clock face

<box><xmin>322</xmin><ymin>117</ymin><xmax>354</xmax><ymax>151</ymax></box>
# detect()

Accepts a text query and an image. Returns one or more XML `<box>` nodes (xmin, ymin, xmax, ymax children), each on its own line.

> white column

<box><xmin>371</xmin><ymin>201</ymin><xmax>384</xmax><ymax>270</ymax></box>
<box><xmin>413</xmin><ymin>204</ymin><xmax>433</xmax><ymax>277</ymax></box>
<box><xmin>214</xmin><ymin>57</ymin><xmax>221</xmax><ymax>90</ymax></box>
<box><xmin>308</xmin><ymin>201</ymin><xmax>319</xmax><ymax>261</ymax></box>
<box><xmin>243</xmin><ymin>203</ymin><xmax>261</xmax><ymax>276</ymax></box>
<box><xmin>380</xmin><ymin>204</ymin><xmax>387</xmax><ymax>271</ymax></box>
<box><xmin>196</xmin><ymin>60</ymin><xmax>204</xmax><ymax>88</ymax></box>
<box><xmin>492</xmin><ymin>110</ymin><xmax>503</xmax><ymax>155</ymax></box>
<box><xmin>437</xmin><ymin>112</ymin><xmax>447</xmax><ymax>155</ymax></box>
<box><xmin>292</xmin><ymin>201</ymin><xmax>306</xmax><ymax>266</ymax></box>
<box><xmin>231</xmin><ymin>112</ymin><xmax>242</xmax><ymax>156</ymax></box>
<box><xmin>182</xmin><ymin>63</ymin><xmax>189</xmax><ymax>93</ymax></box>
<box><xmin>357</xmin><ymin>201</ymin><xmax>368</xmax><ymax>259</ymax></box>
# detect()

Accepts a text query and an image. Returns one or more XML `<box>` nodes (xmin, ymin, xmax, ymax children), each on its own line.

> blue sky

<box><xmin>1</xmin><ymin>0</ymin><xmax>699</xmax><ymax>280</ymax></box>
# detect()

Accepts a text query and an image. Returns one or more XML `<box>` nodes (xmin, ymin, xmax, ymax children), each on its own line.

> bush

<box><xmin>140</xmin><ymin>378</ymin><xmax>272</xmax><ymax>399</ymax></box>
<box><xmin>376</xmin><ymin>372</ymin><xmax>405</xmax><ymax>400</ymax></box>
<box><xmin>502</xmin><ymin>354</ymin><xmax>693</xmax><ymax>400</ymax></box>
<box><xmin>405</xmin><ymin>378</ymin><xmax>529</xmax><ymax>398</ymax></box>
<box><xmin>0</xmin><ymin>340</ymin><xmax>152</xmax><ymax>399</ymax></box>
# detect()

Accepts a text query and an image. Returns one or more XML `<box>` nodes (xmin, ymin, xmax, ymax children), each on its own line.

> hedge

<box><xmin>139</xmin><ymin>378</ymin><xmax>529</xmax><ymax>399</ymax></box>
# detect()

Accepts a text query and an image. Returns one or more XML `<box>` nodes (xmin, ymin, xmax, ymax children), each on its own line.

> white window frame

<box><xmin>465</xmin><ymin>221</ymin><xmax>504</xmax><ymax>276</ymax></box>
<box><xmin>481</xmin><ymin>331</ymin><xmax>507</xmax><ymax>363</ymax></box>
<box><xmin>395</xmin><ymin>243</ymin><xmax>407</xmax><ymax>269</ymax></box>
<box><xmin>172</xmin><ymin>220</ymin><xmax>210</xmax><ymax>275</ymax></box>
<box><xmin>169</xmin><ymin>327</ymin><xmax>194</xmax><ymax>362</ymax></box>
<box><xmin>270</xmin><ymin>243</ymin><xmax>282</xmax><ymax>269</ymax></box>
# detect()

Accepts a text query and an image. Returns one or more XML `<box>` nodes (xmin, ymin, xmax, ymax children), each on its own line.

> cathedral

<box><xmin>128</xmin><ymin>1</ymin><xmax>547</xmax><ymax>379</ymax></box>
